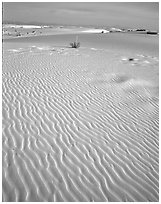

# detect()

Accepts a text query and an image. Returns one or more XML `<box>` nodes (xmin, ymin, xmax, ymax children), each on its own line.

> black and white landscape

<box><xmin>2</xmin><ymin>2</ymin><xmax>159</xmax><ymax>202</ymax></box>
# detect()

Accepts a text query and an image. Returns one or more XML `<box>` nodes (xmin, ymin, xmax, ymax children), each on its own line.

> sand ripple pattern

<box><xmin>2</xmin><ymin>48</ymin><xmax>159</xmax><ymax>201</ymax></box>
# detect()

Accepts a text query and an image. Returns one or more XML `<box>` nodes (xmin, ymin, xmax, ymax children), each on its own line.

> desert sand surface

<box><xmin>2</xmin><ymin>25</ymin><xmax>97</xmax><ymax>40</ymax></box>
<box><xmin>2</xmin><ymin>30</ymin><xmax>159</xmax><ymax>201</ymax></box>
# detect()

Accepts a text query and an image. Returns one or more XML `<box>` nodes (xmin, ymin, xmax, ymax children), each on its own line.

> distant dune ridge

<box><xmin>2</xmin><ymin>24</ymin><xmax>158</xmax><ymax>41</ymax></box>
<box><xmin>2</xmin><ymin>29</ymin><xmax>159</xmax><ymax>201</ymax></box>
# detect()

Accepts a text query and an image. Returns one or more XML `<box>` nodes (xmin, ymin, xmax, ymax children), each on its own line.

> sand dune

<box><xmin>82</xmin><ymin>29</ymin><xmax>109</xmax><ymax>33</ymax></box>
<box><xmin>2</xmin><ymin>39</ymin><xmax>159</xmax><ymax>201</ymax></box>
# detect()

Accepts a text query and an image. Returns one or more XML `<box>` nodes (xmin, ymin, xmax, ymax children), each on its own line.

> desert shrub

<box><xmin>70</xmin><ymin>36</ymin><xmax>80</xmax><ymax>48</ymax></box>
<box><xmin>16</xmin><ymin>33</ymin><xmax>21</xmax><ymax>36</ymax></box>
<box><xmin>70</xmin><ymin>42</ymin><xmax>80</xmax><ymax>48</ymax></box>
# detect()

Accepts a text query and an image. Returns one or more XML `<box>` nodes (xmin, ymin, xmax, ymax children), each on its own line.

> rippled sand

<box><xmin>2</xmin><ymin>33</ymin><xmax>159</xmax><ymax>202</ymax></box>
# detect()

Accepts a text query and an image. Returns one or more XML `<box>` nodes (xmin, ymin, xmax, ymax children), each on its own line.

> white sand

<box><xmin>82</xmin><ymin>29</ymin><xmax>109</xmax><ymax>33</ymax></box>
<box><xmin>2</xmin><ymin>25</ymin><xmax>97</xmax><ymax>40</ymax></box>
<box><xmin>3</xmin><ymin>24</ymin><xmax>42</xmax><ymax>29</ymax></box>
<box><xmin>2</xmin><ymin>32</ymin><xmax>159</xmax><ymax>201</ymax></box>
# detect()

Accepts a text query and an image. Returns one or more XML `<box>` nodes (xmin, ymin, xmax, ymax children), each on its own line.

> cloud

<box><xmin>50</xmin><ymin>8</ymin><xmax>94</xmax><ymax>16</ymax></box>
<box><xmin>3</xmin><ymin>2</ymin><xmax>158</xmax><ymax>30</ymax></box>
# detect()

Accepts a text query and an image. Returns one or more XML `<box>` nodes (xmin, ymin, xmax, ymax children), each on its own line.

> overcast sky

<box><xmin>3</xmin><ymin>2</ymin><xmax>159</xmax><ymax>30</ymax></box>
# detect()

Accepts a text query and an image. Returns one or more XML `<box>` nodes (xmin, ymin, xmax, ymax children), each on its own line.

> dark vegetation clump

<box><xmin>70</xmin><ymin>36</ymin><xmax>80</xmax><ymax>48</ymax></box>
<box><xmin>70</xmin><ymin>42</ymin><xmax>80</xmax><ymax>48</ymax></box>
<box><xmin>128</xmin><ymin>58</ymin><xmax>134</xmax><ymax>61</ymax></box>
<box><xmin>147</xmin><ymin>31</ymin><xmax>158</xmax><ymax>35</ymax></box>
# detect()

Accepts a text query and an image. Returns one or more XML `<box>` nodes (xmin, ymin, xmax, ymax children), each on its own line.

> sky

<box><xmin>2</xmin><ymin>2</ymin><xmax>159</xmax><ymax>30</ymax></box>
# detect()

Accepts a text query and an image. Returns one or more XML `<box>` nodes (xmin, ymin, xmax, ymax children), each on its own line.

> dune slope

<box><xmin>2</xmin><ymin>45</ymin><xmax>159</xmax><ymax>202</ymax></box>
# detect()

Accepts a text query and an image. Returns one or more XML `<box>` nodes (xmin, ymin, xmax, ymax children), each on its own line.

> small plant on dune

<box><xmin>70</xmin><ymin>36</ymin><xmax>80</xmax><ymax>48</ymax></box>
